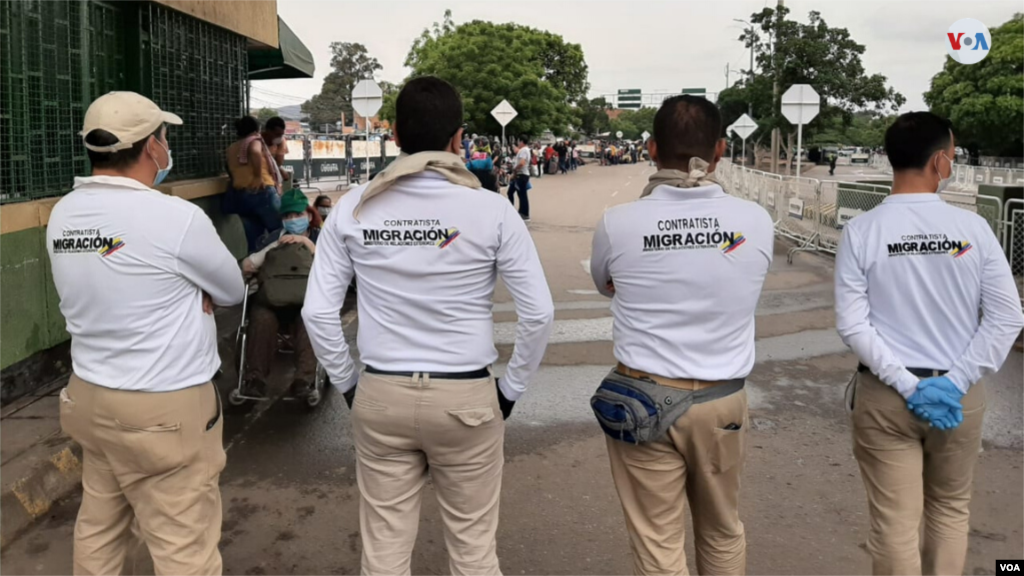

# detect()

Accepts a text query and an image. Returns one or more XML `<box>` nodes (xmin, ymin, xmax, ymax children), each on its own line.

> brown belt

<box><xmin>615</xmin><ymin>363</ymin><xmax>731</xmax><ymax>391</ymax></box>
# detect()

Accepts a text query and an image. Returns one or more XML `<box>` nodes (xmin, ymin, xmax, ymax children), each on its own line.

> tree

<box><xmin>301</xmin><ymin>42</ymin><xmax>383</xmax><ymax>127</ymax></box>
<box><xmin>378</xmin><ymin>81</ymin><xmax>401</xmax><ymax>125</ymax></box>
<box><xmin>720</xmin><ymin>6</ymin><xmax>905</xmax><ymax>156</ymax></box>
<box><xmin>576</xmin><ymin>97</ymin><xmax>611</xmax><ymax>136</ymax></box>
<box><xmin>924</xmin><ymin>13</ymin><xmax>1023</xmax><ymax>157</ymax></box>
<box><xmin>254</xmin><ymin>107</ymin><xmax>279</xmax><ymax>123</ymax></box>
<box><xmin>401</xmin><ymin>10</ymin><xmax>590</xmax><ymax>138</ymax></box>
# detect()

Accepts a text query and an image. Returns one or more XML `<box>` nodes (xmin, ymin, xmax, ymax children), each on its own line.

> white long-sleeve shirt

<box><xmin>46</xmin><ymin>176</ymin><xmax>245</xmax><ymax>391</ymax></box>
<box><xmin>302</xmin><ymin>172</ymin><xmax>554</xmax><ymax>400</ymax></box>
<box><xmin>835</xmin><ymin>193</ymin><xmax>1024</xmax><ymax>399</ymax></box>
<box><xmin>590</xmin><ymin>183</ymin><xmax>774</xmax><ymax>380</ymax></box>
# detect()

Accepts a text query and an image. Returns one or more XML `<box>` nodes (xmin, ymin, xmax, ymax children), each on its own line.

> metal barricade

<box><xmin>940</xmin><ymin>191</ymin><xmax>1004</xmax><ymax>239</ymax></box>
<box><xmin>816</xmin><ymin>181</ymin><xmax>890</xmax><ymax>255</ymax></box>
<box><xmin>1004</xmin><ymin>199</ymin><xmax>1024</xmax><ymax>307</ymax></box>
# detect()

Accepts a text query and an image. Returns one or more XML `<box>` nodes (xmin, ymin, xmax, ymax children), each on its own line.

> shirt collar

<box><xmin>882</xmin><ymin>193</ymin><xmax>942</xmax><ymax>204</ymax></box>
<box><xmin>73</xmin><ymin>175</ymin><xmax>155</xmax><ymax>191</ymax></box>
<box><xmin>645</xmin><ymin>183</ymin><xmax>727</xmax><ymax>201</ymax></box>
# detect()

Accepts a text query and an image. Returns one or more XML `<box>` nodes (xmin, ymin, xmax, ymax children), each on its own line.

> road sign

<box><xmin>491</xmin><ymin>99</ymin><xmax>518</xmax><ymax>151</ymax></box>
<box><xmin>731</xmin><ymin>113</ymin><xmax>758</xmax><ymax>167</ymax></box>
<box><xmin>352</xmin><ymin>79</ymin><xmax>383</xmax><ymax>119</ymax></box>
<box><xmin>352</xmin><ymin>79</ymin><xmax>383</xmax><ymax>181</ymax></box>
<box><xmin>681</xmin><ymin>88</ymin><xmax>706</xmax><ymax>97</ymax></box>
<box><xmin>617</xmin><ymin>89</ymin><xmax>642</xmax><ymax>109</ymax></box>
<box><xmin>731</xmin><ymin>113</ymin><xmax>758</xmax><ymax>140</ymax></box>
<box><xmin>781</xmin><ymin>84</ymin><xmax>820</xmax><ymax>178</ymax></box>
<box><xmin>616</xmin><ymin>131</ymin><xmax>623</xmax><ymax>139</ymax></box>
<box><xmin>641</xmin><ymin>131</ymin><xmax>650</xmax><ymax>141</ymax></box>
<box><xmin>490</xmin><ymin>99</ymin><xmax>518</xmax><ymax>127</ymax></box>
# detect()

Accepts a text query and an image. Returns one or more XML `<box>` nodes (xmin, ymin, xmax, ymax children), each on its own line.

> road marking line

<box><xmin>580</xmin><ymin>259</ymin><xmax>591</xmax><ymax>274</ymax></box>
<box><xmin>567</xmin><ymin>289</ymin><xmax>600</xmax><ymax>295</ymax></box>
<box><xmin>612</xmin><ymin>191</ymin><xmax>618</xmax><ymax>197</ymax></box>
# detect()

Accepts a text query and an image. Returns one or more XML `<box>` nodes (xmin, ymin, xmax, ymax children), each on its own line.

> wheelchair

<box><xmin>227</xmin><ymin>283</ymin><xmax>328</xmax><ymax>410</ymax></box>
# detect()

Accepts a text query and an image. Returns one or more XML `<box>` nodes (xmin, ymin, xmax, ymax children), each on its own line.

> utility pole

<box><xmin>770</xmin><ymin>0</ymin><xmax>783</xmax><ymax>174</ymax></box>
<box><xmin>725</xmin><ymin>63</ymin><xmax>730</xmax><ymax>90</ymax></box>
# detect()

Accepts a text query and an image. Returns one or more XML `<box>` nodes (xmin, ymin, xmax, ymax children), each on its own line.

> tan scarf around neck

<box><xmin>640</xmin><ymin>157</ymin><xmax>721</xmax><ymax>198</ymax></box>
<box><xmin>352</xmin><ymin>151</ymin><xmax>482</xmax><ymax>220</ymax></box>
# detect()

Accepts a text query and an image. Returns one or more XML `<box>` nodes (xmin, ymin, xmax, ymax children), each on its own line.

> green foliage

<box><xmin>301</xmin><ymin>42</ymin><xmax>383</xmax><ymax>127</ymax></box>
<box><xmin>378</xmin><ymin>81</ymin><xmax>400</xmax><ymax>124</ymax></box>
<box><xmin>924</xmin><ymin>13</ymin><xmax>1024</xmax><ymax>157</ymax></box>
<box><xmin>401</xmin><ymin>10</ymin><xmax>589</xmax><ymax>137</ymax></box>
<box><xmin>608</xmin><ymin>107</ymin><xmax>657</xmax><ymax>141</ymax></box>
<box><xmin>576</xmin><ymin>97</ymin><xmax>611</xmax><ymax>136</ymax></box>
<box><xmin>254</xmin><ymin>107</ymin><xmax>280</xmax><ymax>123</ymax></box>
<box><xmin>808</xmin><ymin>112</ymin><xmax>894</xmax><ymax>148</ymax></box>
<box><xmin>722</xmin><ymin>7</ymin><xmax>904</xmax><ymax>147</ymax></box>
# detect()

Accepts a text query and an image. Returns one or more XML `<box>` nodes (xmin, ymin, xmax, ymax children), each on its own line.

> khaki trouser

<box><xmin>852</xmin><ymin>372</ymin><xmax>986</xmax><ymax>576</ymax></box>
<box><xmin>59</xmin><ymin>375</ymin><xmax>226</xmax><ymax>576</ymax></box>
<box><xmin>606</xmin><ymin>388</ymin><xmax>748</xmax><ymax>576</ymax></box>
<box><xmin>353</xmin><ymin>371</ymin><xmax>505</xmax><ymax>576</ymax></box>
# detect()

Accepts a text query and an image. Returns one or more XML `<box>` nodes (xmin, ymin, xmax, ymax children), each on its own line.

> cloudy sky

<box><xmin>254</xmin><ymin>0</ymin><xmax>1020</xmax><ymax>113</ymax></box>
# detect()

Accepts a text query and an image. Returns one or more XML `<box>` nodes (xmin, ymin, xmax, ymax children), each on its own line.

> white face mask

<box><xmin>317</xmin><ymin>206</ymin><xmax>331</xmax><ymax>218</ymax></box>
<box><xmin>935</xmin><ymin>152</ymin><xmax>953</xmax><ymax>193</ymax></box>
<box><xmin>273</xmin><ymin>137</ymin><xmax>284</xmax><ymax>145</ymax></box>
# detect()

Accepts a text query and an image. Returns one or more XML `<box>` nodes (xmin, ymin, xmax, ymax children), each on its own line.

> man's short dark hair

<box><xmin>264</xmin><ymin>116</ymin><xmax>286</xmax><ymax>132</ymax></box>
<box><xmin>85</xmin><ymin>126</ymin><xmax>163</xmax><ymax>170</ymax></box>
<box><xmin>235</xmin><ymin>115</ymin><xmax>259</xmax><ymax>138</ymax></box>
<box><xmin>652</xmin><ymin>95</ymin><xmax>722</xmax><ymax>168</ymax></box>
<box><xmin>517</xmin><ymin>135</ymin><xmax>527</xmax><ymax>145</ymax></box>
<box><xmin>884</xmin><ymin>112</ymin><xmax>953</xmax><ymax>171</ymax></box>
<box><xmin>395</xmin><ymin>76</ymin><xmax>463</xmax><ymax>154</ymax></box>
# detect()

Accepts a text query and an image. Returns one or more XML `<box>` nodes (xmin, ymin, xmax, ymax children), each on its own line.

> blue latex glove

<box><xmin>906</xmin><ymin>376</ymin><xmax>964</xmax><ymax>430</ymax></box>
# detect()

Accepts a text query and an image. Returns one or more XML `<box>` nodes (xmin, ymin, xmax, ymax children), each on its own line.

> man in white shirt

<box><xmin>835</xmin><ymin>112</ymin><xmax>1024</xmax><ymax>575</ymax></box>
<box><xmin>507</xmin><ymin>135</ymin><xmax>533</xmax><ymax>221</ymax></box>
<box><xmin>47</xmin><ymin>91</ymin><xmax>245</xmax><ymax>575</ymax></box>
<box><xmin>590</xmin><ymin>95</ymin><xmax>774</xmax><ymax>575</ymax></box>
<box><xmin>303</xmin><ymin>76</ymin><xmax>554</xmax><ymax>575</ymax></box>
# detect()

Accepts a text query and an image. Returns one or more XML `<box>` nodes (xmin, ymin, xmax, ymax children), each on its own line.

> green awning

<box><xmin>248</xmin><ymin>18</ymin><xmax>315</xmax><ymax>80</ymax></box>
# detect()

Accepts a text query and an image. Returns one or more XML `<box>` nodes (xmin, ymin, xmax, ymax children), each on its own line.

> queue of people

<box><xmin>45</xmin><ymin>84</ymin><xmax>1022</xmax><ymax>576</ymax></box>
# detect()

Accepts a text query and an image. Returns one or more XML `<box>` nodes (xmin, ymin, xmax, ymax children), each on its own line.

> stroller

<box><xmin>225</xmin><ymin>283</ymin><xmax>329</xmax><ymax>410</ymax></box>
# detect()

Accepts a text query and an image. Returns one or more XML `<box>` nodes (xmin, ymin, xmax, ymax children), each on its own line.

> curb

<box><xmin>0</xmin><ymin>307</ymin><xmax>244</xmax><ymax>551</ymax></box>
<box><xmin>0</xmin><ymin>439</ymin><xmax>83</xmax><ymax>549</ymax></box>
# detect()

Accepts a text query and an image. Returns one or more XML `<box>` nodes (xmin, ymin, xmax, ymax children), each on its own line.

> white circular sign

<box><xmin>616</xmin><ymin>131</ymin><xmax>623</xmax><ymax>138</ymax></box>
<box><xmin>946</xmin><ymin>18</ymin><xmax>991</xmax><ymax>65</ymax></box>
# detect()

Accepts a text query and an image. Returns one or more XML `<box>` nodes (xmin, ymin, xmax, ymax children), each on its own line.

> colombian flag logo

<box><xmin>721</xmin><ymin>233</ymin><xmax>746</xmax><ymax>254</ymax></box>
<box><xmin>951</xmin><ymin>241</ymin><xmax>973</xmax><ymax>258</ymax></box>
<box><xmin>436</xmin><ymin>228</ymin><xmax>460</xmax><ymax>249</ymax></box>
<box><xmin>98</xmin><ymin>238</ymin><xmax>125</xmax><ymax>258</ymax></box>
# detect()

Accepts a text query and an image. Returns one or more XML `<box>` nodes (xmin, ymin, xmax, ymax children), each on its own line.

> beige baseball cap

<box><xmin>80</xmin><ymin>91</ymin><xmax>183</xmax><ymax>152</ymax></box>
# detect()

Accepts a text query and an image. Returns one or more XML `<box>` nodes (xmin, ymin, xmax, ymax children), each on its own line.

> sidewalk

<box><xmin>0</xmin><ymin>305</ymin><xmax>242</xmax><ymax>550</ymax></box>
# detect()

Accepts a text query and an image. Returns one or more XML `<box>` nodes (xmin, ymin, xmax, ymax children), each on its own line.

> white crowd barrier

<box><xmin>717</xmin><ymin>160</ymin><xmax>1012</xmax><ymax>273</ymax></box>
<box><xmin>870</xmin><ymin>155</ymin><xmax>1024</xmax><ymax>191</ymax></box>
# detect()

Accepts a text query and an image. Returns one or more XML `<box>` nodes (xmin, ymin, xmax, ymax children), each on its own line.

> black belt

<box><xmin>857</xmin><ymin>363</ymin><xmax>947</xmax><ymax>378</ymax></box>
<box><xmin>365</xmin><ymin>365</ymin><xmax>490</xmax><ymax>380</ymax></box>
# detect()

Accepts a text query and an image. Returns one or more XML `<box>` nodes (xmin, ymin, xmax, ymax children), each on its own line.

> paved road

<box><xmin>4</xmin><ymin>162</ymin><xmax>1022</xmax><ymax>575</ymax></box>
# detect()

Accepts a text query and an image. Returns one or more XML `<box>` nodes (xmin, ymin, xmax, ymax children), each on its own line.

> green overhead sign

<box><xmin>681</xmin><ymin>88</ymin><xmax>706</xmax><ymax>97</ymax></box>
<box><xmin>618</xmin><ymin>89</ymin><xmax>642</xmax><ymax>108</ymax></box>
